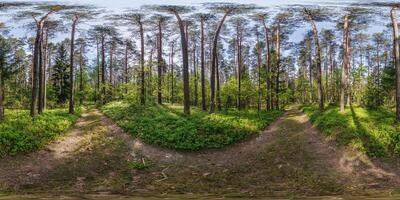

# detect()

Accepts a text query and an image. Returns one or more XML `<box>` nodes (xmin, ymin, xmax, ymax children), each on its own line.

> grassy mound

<box><xmin>102</xmin><ymin>101</ymin><xmax>282</xmax><ymax>150</ymax></box>
<box><xmin>302</xmin><ymin>105</ymin><xmax>400</xmax><ymax>157</ymax></box>
<box><xmin>0</xmin><ymin>108</ymin><xmax>81</xmax><ymax>157</ymax></box>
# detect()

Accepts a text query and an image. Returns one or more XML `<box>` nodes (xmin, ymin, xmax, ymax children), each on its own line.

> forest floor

<box><xmin>1</xmin><ymin>107</ymin><xmax>400</xmax><ymax>199</ymax></box>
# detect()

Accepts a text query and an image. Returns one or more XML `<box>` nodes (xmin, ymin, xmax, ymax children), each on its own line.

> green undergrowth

<box><xmin>302</xmin><ymin>105</ymin><xmax>400</xmax><ymax>157</ymax></box>
<box><xmin>102</xmin><ymin>101</ymin><xmax>283</xmax><ymax>150</ymax></box>
<box><xmin>0</xmin><ymin>108</ymin><xmax>81</xmax><ymax>158</ymax></box>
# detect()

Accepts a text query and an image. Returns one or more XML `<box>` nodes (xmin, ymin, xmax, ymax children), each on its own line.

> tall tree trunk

<box><xmin>276</xmin><ymin>23</ymin><xmax>281</xmax><ymax>110</ymax></box>
<box><xmin>157</xmin><ymin>20</ymin><xmax>163</xmax><ymax>104</ymax></box>
<box><xmin>101</xmin><ymin>35</ymin><xmax>106</xmax><ymax>105</ymax></box>
<box><xmin>256</xmin><ymin>32</ymin><xmax>262</xmax><ymax>112</ymax></box>
<box><xmin>172</xmin><ymin>12</ymin><xmax>190</xmax><ymax>114</ymax></box>
<box><xmin>306</xmin><ymin>12</ymin><xmax>324</xmax><ymax>111</ymax></box>
<box><xmin>340</xmin><ymin>15</ymin><xmax>349</xmax><ymax>112</ymax></box>
<box><xmin>31</xmin><ymin>18</ymin><xmax>47</xmax><ymax>118</ymax></box>
<box><xmin>69</xmin><ymin>16</ymin><xmax>78</xmax><ymax>114</ymax></box>
<box><xmin>0</xmin><ymin>74</ymin><xmax>4</xmax><ymax>122</ymax></box>
<box><xmin>38</xmin><ymin>27</ymin><xmax>45</xmax><ymax>114</ymax></box>
<box><xmin>210</xmin><ymin>10</ymin><xmax>231</xmax><ymax>113</ymax></box>
<box><xmin>262</xmin><ymin>19</ymin><xmax>271</xmax><ymax>110</ymax></box>
<box><xmin>171</xmin><ymin>44</ymin><xmax>175</xmax><ymax>104</ymax></box>
<box><xmin>193</xmin><ymin>36</ymin><xmax>198</xmax><ymax>107</ymax></box>
<box><xmin>139</xmin><ymin>22</ymin><xmax>145</xmax><ymax>105</ymax></box>
<box><xmin>391</xmin><ymin>7</ymin><xmax>400</xmax><ymax>122</ymax></box>
<box><xmin>216</xmin><ymin>51</ymin><xmax>221</xmax><ymax>111</ymax></box>
<box><xmin>79</xmin><ymin>44</ymin><xmax>84</xmax><ymax>105</ymax></box>
<box><xmin>109</xmin><ymin>43</ymin><xmax>114</xmax><ymax>88</ymax></box>
<box><xmin>42</xmin><ymin>28</ymin><xmax>48</xmax><ymax>111</ymax></box>
<box><xmin>307</xmin><ymin>39</ymin><xmax>313</xmax><ymax>103</ymax></box>
<box><xmin>125</xmin><ymin>42</ymin><xmax>129</xmax><ymax>94</ymax></box>
<box><xmin>200</xmin><ymin>19</ymin><xmax>206</xmax><ymax>111</ymax></box>
<box><xmin>95</xmin><ymin>37</ymin><xmax>100</xmax><ymax>103</ymax></box>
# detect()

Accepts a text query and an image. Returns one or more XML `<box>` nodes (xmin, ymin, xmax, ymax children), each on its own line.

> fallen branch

<box><xmin>156</xmin><ymin>166</ymin><xmax>170</xmax><ymax>182</ymax></box>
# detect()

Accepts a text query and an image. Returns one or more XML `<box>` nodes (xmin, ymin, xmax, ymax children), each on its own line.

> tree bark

<box><xmin>193</xmin><ymin>35</ymin><xmax>198</xmax><ymax>107</ymax></box>
<box><xmin>0</xmin><ymin>73</ymin><xmax>4</xmax><ymax>122</ymax></box>
<box><xmin>306</xmin><ymin>10</ymin><xmax>324</xmax><ymax>111</ymax></box>
<box><xmin>210</xmin><ymin>10</ymin><xmax>231</xmax><ymax>113</ymax></box>
<box><xmin>256</xmin><ymin>32</ymin><xmax>262</xmax><ymax>112</ymax></box>
<box><xmin>31</xmin><ymin>14</ymin><xmax>49</xmax><ymax>117</ymax></box>
<box><xmin>340</xmin><ymin>15</ymin><xmax>349</xmax><ymax>112</ymax></box>
<box><xmin>38</xmin><ymin>27</ymin><xmax>44</xmax><ymax>114</ymax></box>
<box><xmin>139</xmin><ymin>21</ymin><xmax>145</xmax><ymax>105</ymax></box>
<box><xmin>173</xmin><ymin>11</ymin><xmax>190</xmax><ymax>115</ymax></box>
<box><xmin>262</xmin><ymin>19</ymin><xmax>271</xmax><ymax>110</ymax></box>
<box><xmin>79</xmin><ymin>43</ymin><xmax>84</xmax><ymax>105</ymax></box>
<box><xmin>157</xmin><ymin>20</ymin><xmax>163</xmax><ymax>104</ymax></box>
<box><xmin>125</xmin><ymin>42</ymin><xmax>129</xmax><ymax>94</ymax></box>
<box><xmin>276</xmin><ymin>23</ymin><xmax>281</xmax><ymax>110</ymax></box>
<box><xmin>69</xmin><ymin>16</ymin><xmax>78</xmax><ymax>114</ymax></box>
<box><xmin>391</xmin><ymin>7</ymin><xmax>400</xmax><ymax>122</ymax></box>
<box><xmin>101</xmin><ymin>34</ymin><xmax>106</xmax><ymax>105</ymax></box>
<box><xmin>200</xmin><ymin>18</ymin><xmax>206</xmax><ymax>111</ymax></box>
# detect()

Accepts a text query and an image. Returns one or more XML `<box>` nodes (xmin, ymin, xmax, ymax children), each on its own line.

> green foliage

<box><xmin>126</xmin><ymin>158</ymin><xmax>153</xmax><ymax>170</ymax></box>
<box><xmin>302</xmin><ymin>105</ymin><xmax>400</xmax><ymax>157</ymax></box>
<box><xmin>102</xmin><ymin>101</ymin><xmax>282</xmax><ymax>150</ymax></box>
<box><xmin>51</xmin><ymin>40</ymin><xmax>70</xmax><ymax>105</ymax></box>
<box><xmin>0</xmin><ymin>108</ymin><xmax>81</xmax><ymax>158</ymax></box>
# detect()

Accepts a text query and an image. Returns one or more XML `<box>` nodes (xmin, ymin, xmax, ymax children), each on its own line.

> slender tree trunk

<box><xmin>157</xmin><ymin>20</ymin><xmax>163</xmax><ymax>104</ymax></box>
<box><xmin>125</xmin><ymin>42</ymin><xmax>129</xmax><ymax>94</ymax></box>
<box><xmin>109</xmin><ymin>43</ymin><xmax>114</xmax><ymax>88</ymax></box>
<box><xmin>391</xmin><ymin>7</ymin><xmax>400</xmax><ymax>122</ymax></box>
<box><xmin>193</xmin><ymin>36</ymin><xmax>198</xmax><ymax>107</ymax></box>
<box><xmin>95</xmin><ymin>37</ymin><xmax>100</xmax><ymax>103</ymax></box>
<box><xmin>38</xmin><ymin>27</ymin><xmax>44</xmax><ymax>114</ymax></box>
<box><xmin>340</xmin><ymin>15</ymin><xmax>349</xmax><ymax>112</ymax></box>
<box><xmin>0</xmin><ymin>74</ymin><xmax>4</xmax><ymax>122</ymax></box>
<box><xmin>200</xmin><ymin>19</ymin><xmax>206</xmax><ymax>111</ymax></box>
<box><xmin>42</xmin><ymin>28</ymin><xmax>48</xmax><ymax>111</ymax></box>
<box><xmin>256</xmin><ymin>32</ymin><xmax>262</xmax><ymax>112</ymax></box>
<box><xmin>101</xmin><ymin>35</ymin><xmax>106</xmax><ymax>105</ymax></box>
<box><xmin>69</xmin><ymin>16</ymin><xmax>78</xmax><ymax>114</ymax></box>
<box><xmin>276</xmin><ymin>23</ymin><xmax>281</xmax><ymax>110</ymax></box>
<box><xmin>173</xmin><ymin>12</ymin><xmax>190</xmax><ymax>114</ymax></box>
<box><xmin>216</xmin><ymin>51</ymin><xmax>221</xmax><ymax>111</ymax></box>
<box><xmin>236</xmin><ymin>22</ymin><xmax>242</xmax><ymax>110</ymax></box>
<box><xmin>171</xmin><ymin>43</ymin><xmax>175</xmax><ymax>104</ymax></box>
<box><xmin>31</xmin><ymin>19</ymin><xmax>46</xmax><ymax>117</ymax></box>
<box><xmin>308</xmin><ymin>39</ymin><xmax>313</xmax><ymax>103</ymax></box>
<box><xmin>79</xmin><ymin>44</ymin><xmax>84</xmax><ymax>105</ymax></box>
<box><xmin>210</xmin><ymin>10</ymin><xmax>231</xmax><ymax>113</ymax></box>
<box><xmin>262</xmin><ymin>19</ymin><xmax>271</xmax><ymax>110</ymax></box>
<box><xmin>139</xmin><ymin>22</ymin><xmax>145</xmax><ymax>105</ymax></box>
<box><xmin>307</xmin><ymin>13</ymin><xmax>324</xmax><ymax>111</ymax></box>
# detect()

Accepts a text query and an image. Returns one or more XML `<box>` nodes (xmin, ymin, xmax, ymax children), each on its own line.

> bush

<box><xmin>0</xmin><ymin>108</ymin><xmax>81</xmax><ymax>158</ymax></box>
<box><xmin>102</xmin><ymin>101</ymin><xmax>282</xmax><ymax>150</ymax></box>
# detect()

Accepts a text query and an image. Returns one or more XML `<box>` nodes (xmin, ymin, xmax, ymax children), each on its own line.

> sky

<box><xmin>1</xmin><ymin>0</ymin><xmax>395</xmax><ymax>68</ymax></box>
<box><xmin>2</xmin><ymin>0</ymin><xmax>363</xmax><ymax>9</ymax></box>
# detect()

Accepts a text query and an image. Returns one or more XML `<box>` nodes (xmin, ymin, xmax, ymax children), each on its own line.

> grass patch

<box><xmin>102</xmin><ymin>101</ymin><xmax>282</xmax><ymax>150</ymax></box>
<box><xmin>126</xmin><ymin>158</ymin><xmax>153</xmax><ymax>170</ymax></box>
<box><xmin>0</xmin><ymin>108</ymin><xmax>81</xmax><ymax>158</ymax></box>
<box><xmin>302</xmin><ymin>105</ymin><xmax>400</xmax><ymax>157</ymax></box>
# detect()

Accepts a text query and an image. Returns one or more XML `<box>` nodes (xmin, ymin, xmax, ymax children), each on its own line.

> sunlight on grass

<box><xmin>302</xmin><ymin>105</ymin><xmax>400</xmax><ymax>157</ymax></box>
<box><xmin>0</xmin><ymin>108</ymin><xmax>81</xmax><ymax>158</ymax></box>
<box><xmin>102</xmin><ymin>101</ymin><xmax>283</xmax><ymax>150</ymax></box>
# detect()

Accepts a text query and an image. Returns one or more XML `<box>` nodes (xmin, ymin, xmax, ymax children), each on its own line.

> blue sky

<box><xmin>1</xmin><ymin>0</ymin><xmax>395</xmax><ymax>67</ymax></box>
